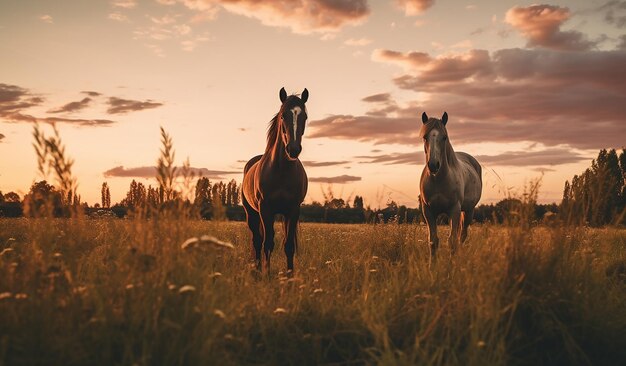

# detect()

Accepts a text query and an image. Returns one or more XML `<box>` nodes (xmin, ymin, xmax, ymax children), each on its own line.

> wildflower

<box><xmin>313</xmin><ymin>288</ymin><xmax>323</xmax><ymax>294</ymax></box>
<box><xmin>53</xmin><ymin>252</ymin><xmax>62</xmax><ymax>259</ymax></box>
<box><xmin>371</xmin><ymin>255</ymin><xmax>379</xmax><ymax>260</ymax></box>
<box><xmin>7</xmin><ymin>238</ymin><xmax>15</xmax><ymax>242</ymax></box>
<box><xmin>125</xmin><ymin>284</ymin><xmax>134</xmax><ymax>290</ymax></box>
<box><xmin>179</xmin><ymin>285</ymin><xmax>196</xmax><ymax>294</ymax></box>
<box><xmin>273</xmin><ymin>307</ymin><xmax>287</xmax><ymax>314</ymax></box>
<box><xmin>477</xmin><ymin>341</ymin><xmax>486</xmax><ymax>348</ymax></box>
<box><xmin>369</xmin><ymin>269</ymin><xmax>378</xmax><ymax>273</ymax></box>
<box><xmin>181</xmin><ymin>235</ymin><xmax>235</xmax><ymax>250</ymax></box>
<box><xmin>214</xmin><ymin>309</ymin><xmax>225</xmax><ymax>319</ymax></box>
<box><xmin>325</xmin><ymin>260</ymin><xmax>332</xmax><ymax>265</ymax></box>
<box><xmin>0</xmin><ymin>248</ymin><xmax>14</xmax><ymax>256</ymax></box>
<box><xmin>209</xmin><ymin>272</ymin><xmax>222</xmax><ymax>279</ymax></box>
<box><xmin>168</xmin><ymin>284</ymin><xmax>177</xmax><ymax>291</ymax></box>
<box><xmin>0</xmin><ymin>292</ymin><xmax>12</xmax><ymax>300</ymax></box>
<box><xmin>15</xmin><ymin>293</ymin><xmax>28</xmax><ymax>300</ymax></box>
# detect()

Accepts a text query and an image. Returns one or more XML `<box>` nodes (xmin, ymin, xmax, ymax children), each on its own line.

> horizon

<box><xmin>1</xmin><ymin>0</ymin><xmax>625</xmax><ymax>207</ymax></box>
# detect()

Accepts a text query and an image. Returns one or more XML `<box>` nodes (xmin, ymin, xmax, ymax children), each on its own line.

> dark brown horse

<box><xmin>242</xmin><ymin>87</ymin><xmax>309</xmax><ymax>275</ymax></box>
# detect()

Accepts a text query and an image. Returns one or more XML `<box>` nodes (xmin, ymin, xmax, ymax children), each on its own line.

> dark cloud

<box><xmin>475</xmin><ymin>148</ymin><xmax>589</xmax><ymax>167</ymax></box>
<box><xmin>362</xmin><ymin>93</ymin><xmax>392</xmax><ymax>103</ymax></box>
<box><xmin>355</xmin><ymin>148</ymin><xmax>588</xmax><ymax>167</ymax></box>
<box><xmin>1</xmin><ymin>84</ymin><xmax>112</xmax><ymax>126</ymax></box>
<box><xmin>181</xmin><ymin>0</ymin><xmax>369</xmax><ymax>34</ymax></box>
<box><xmin>505</xmin><ymin>5</ymin><xmax>594</xmax><ymax>51</ymax></box>
<box><xmin>395</xmin><ymin>0</ymin><xmax>435</xmax><ymax>15</ymax></box>
<box><xmin>0</xmin><ymin>133</ymin><xmax>5</xmax><ymax>142</ymax></box>
<box><xmin>48</xmin><ymin>97</ymin><xmax>92</xmax><ymax>114</ymax></box>
<box><xmin>302</xmin><ymin>160</ymin><xmax>350</xmax><ymax>167</ymax></box>
<box><xmin>309</xmin><ymin>174</ymin><xmax>362</xmax><ymax>184</ymax></box>
<box><xmin>4</xmin><ymin>111</ymin><xmax>115</xmax><ymax>127</ymax></box>
<box><xmin>107</xmin><ymin>97</ymin><xmax>163</xmax><ymax>114</ymax></box>
<box><xmin>0</xmin><ymin>83</ymin><xmax>43</xmax><ymax>113</ymax></box>
<box><xmin>82</xmin><ymin>91</ymin><xmax>102</xmax><ymax>97</ymax></box>
<box><xmin>103</xmin><ymin>165</ymin><xmax>239</xmax><ymax>179</ymax></box>
<box><xmin>346</xmin><ymin>46</ymin><xmax>626</xmax><ymax>150</ymax></box>
<box><xmin>599</xmin><ymin>1</ymin><xmax>626</xmax><ymax>29</ymax></box>
<box><xmin>533</xmin><ymin>167</ymin><xmax>556</xmax><ymax>173</ymax></box>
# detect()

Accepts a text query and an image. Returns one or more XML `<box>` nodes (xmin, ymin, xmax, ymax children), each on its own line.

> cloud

<box><xmin>0</xmin><ymin>133</ymin><xmax>4</xmax><ymax>142</ymax></box>
<box><xmin>344</xmin><ymin>37</ymin><xmax>372</xmax><ymax>46</ymax></box>
<box><xmin>362</xmin><ymin>93</ymin><xmax>392</xmax><ymax>103</ymax></box>
<box><xmin>309</xmin><ymin>174</ymin><xmax>362</xmax><ymax>184</ymax></box>
<box><xmin>81</xmin><ymin>91</ymin><xmax>102</xmax><ymax>97</ymax></box>
<box><xmin>532</xmin><ymin>167</ymin><xmax>556</xmax><ymax>173</ymax></box>
<box><xmin>395</xmin><ymin>0</ymin><xmax>435</xmax><ymax>16</ymax></box>
<box><xmin>356</xmin><ymin>46</ymin><xmax>626</xmax><ymax>150</ymax></box>
<box><xmin>103</xmin><ymin>165</ymin><xmax>240</xmax><ymax>179</ymax></box>
<box><xmin>505</xmin><ymin>5</ymin><xmax>594</xmax><ymax>51</ymax></box>
<box><xmin>355</xmin><ymin>148</ymin><xmax>588</xmax><ymax>167</ymax></box>
<box><xmin>39</xmin><ymin>15</ymin><xmax>53</xmax><ymax>24</ymax></box>
<box><xmin>0</xmin><ymin>83</ymin><xmax>43</xmax><ymax>113</ymax></box>
<box><xmin>108</xmin><ymin>13</ymin><xmax>129</xmax><ymax>22</ymax></box>
<box><xmin>112</xmin><ymin>0</ymin><xmax>137</xmax><ymax>9</ymax></box>
<box><xmin>302</xmin><ymin>160</ymin><xmax>350</xmax><ymax>167</ymax></box>
<box><xmin>601</xmin><ymin>1</ymin><xmax>626</xmax><ymax>29</ymax></box>
<box><xmin>107</xmin><ymin>97</ymin><xmax>163</xmax><ymax>114</ymax></box>
<box><xmin>172</xmin><ymin>0</ymin><xmax>369</xmax><ymax>34</ymax></box>
<box><xmin>0</xmin><ymin>83</ymin><xmax>115</xmax><ymax>127</ymax></box>
<box><xmin>48</xmin><ymin>97</ymin><xmax>92</xmax><ymax>114</ymax></box>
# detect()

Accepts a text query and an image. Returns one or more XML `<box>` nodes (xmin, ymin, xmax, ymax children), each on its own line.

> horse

<box><xmin>419</xmin><ymin>112</ymin><xmax>482</xmax><ymax>258</ymax></box>
<box><xmin>241</xmin><ymin>87</ymin><xmax>309</xmax><ymax>276</ymax></box>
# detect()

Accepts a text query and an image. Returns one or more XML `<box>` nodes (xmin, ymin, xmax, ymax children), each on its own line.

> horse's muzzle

<box><xmin>428</xmin><ymin>161</ymin><xmax>440</xmax><ymax>175</ymax></box>
<box><xmin>286</xmin><ymin>143</ymin><xmax>302</xmax><ymax>160</ymax></box>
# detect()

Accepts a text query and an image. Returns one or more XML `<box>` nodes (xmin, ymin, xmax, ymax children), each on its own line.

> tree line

<box><xmin>2</xmin><ymin>148</ymin><xmax>624</xmax><ymax>226</ymax></box>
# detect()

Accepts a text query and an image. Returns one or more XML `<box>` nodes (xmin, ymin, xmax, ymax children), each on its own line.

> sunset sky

<box><xmin>1</xmin><ymin>0</ymin><xmax>625</xmax><ymax>207</ymax></box>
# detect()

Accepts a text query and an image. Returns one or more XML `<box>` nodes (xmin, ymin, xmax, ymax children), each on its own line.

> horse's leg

<box><xmin>242</xmin><ymin>196</ymin><xmax>262</xmax><ymax>271</ymax></box>
<box><xmin>259</xmin><ymin>204</ymin><xmax>275</xmax><ymax>277</ymax></box>
<box><xmin>461</xmin><ymin>208</ymin><xmax>474</xmax><ymax>244</ymax></box>
<box><xmin>283</xmin><ymin>207</ymin><xmax>300</xmax><ymax>275</ymax></box>
<box><xmin>423</xmin><ymin>205</ymin><xmax>439</xmax><ymax>259</ymax></box>
<box><xmin>448</xmin><ymin>204</ymin><xmax>462</xmax><ymax>254</ymax></box>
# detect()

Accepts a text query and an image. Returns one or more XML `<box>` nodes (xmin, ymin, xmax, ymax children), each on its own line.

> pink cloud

<box><xmin>505</xmin><ymin>4</ymin><xmax>594</xmax><ymax>51</ymax></box>
<box><xmin>395</xmin><ymin>0</ymin><xmax>435</xmax><ymax>16</ymax></box>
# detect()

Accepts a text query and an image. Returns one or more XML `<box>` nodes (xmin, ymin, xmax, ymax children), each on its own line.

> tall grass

<box><xmin>0</xmin><ymin>219</ymin><xmax>624</xmax><ymax>365</ymax></box>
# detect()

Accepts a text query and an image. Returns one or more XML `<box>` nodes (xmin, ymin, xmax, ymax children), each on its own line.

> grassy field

<box><xmin>0</xmin><ymin>217</ymin><xmax>625</xmax><ymax>365</ymax></box>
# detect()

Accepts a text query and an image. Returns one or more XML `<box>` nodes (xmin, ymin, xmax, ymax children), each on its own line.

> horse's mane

<box><xmin>265</xmin><ymin>95</ymin><xmax>304</xmax><ymax>153</ymax></box>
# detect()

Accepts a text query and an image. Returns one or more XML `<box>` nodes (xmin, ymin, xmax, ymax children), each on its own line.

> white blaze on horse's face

<box><xmin>291</xmin><ymin>106</ymin><xmax>301</xmax><ymax>139</ymax></box>
<box><xmin>425</xmin><ymin>129</ymin><xmax>445</xmax><ymax>175</ymax></box>
<box><xmin>283</xmin><ymin>105</ymin><xmax>303</xmax><ymax>160</ymax></box>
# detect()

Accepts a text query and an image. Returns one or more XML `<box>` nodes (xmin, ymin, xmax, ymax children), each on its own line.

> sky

<box><xmin>0</xmin><ymin>0</ymin><xmax>625</xmax><ymax>208</ymax></box>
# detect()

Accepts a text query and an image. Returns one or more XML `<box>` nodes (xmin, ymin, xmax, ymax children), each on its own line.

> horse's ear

<box><xmin>441</xmin><ymin>112</ymin><xmax>448</xmax><ymax>125</ymax></box>
<box><xmin>301</xmin><ymin>88</ymin><xmax>309</xmax><ymax>103</ymax></box>
<box><xmin>279</xmin><ymin>87</ymin><xmax>287</xmax><ymax>103</ymax></box>
<box><xmin>421</xmin><ymin>112</ymin><xmax>428</xmax><ymax>124</ymax></box>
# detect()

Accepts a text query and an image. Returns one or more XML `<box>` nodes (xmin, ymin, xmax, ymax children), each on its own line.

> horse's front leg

<box><xmin>283</xmin><ymin>207</ymin><xmax>300</xmax><ymax>275</ymax></box>
<box><xmin>448</xmin><ymin>203</ymin><xmax>462</xmax><ymax>254</ymax></box>
<box><xmin>422</xmin><ymin>205</ymin><xmax>439</xmax><ymax>259</ymax></box>
<box><xmin>259</xmin><ymin>204</ymin><xmax>275</xmax><ymax>277</ymax></box>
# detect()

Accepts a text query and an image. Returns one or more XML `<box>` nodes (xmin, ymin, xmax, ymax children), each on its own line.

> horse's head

<box><xmin>421</xmin><ymin>111</ymin><xmax>449</xmax><ymax>176</ymax></box>
<box><xmin>278</xmin><ymin>87</ymin><xmax>309</xmax><ymax>160</ymax></box>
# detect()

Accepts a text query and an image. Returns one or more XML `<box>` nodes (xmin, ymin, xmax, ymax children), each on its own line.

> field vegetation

<box><xmin>1</xmin><ymin>216</ymin><xmax>625</xmax><ymax>365</ymax></box>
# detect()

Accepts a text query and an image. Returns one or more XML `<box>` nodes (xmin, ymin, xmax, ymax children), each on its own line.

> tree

<box><xmin>353</xmin><ymin>195</ymin><xmax>364</xmax><ymax>210</ymax></box>
<box><xmin>23</xmin><ymin>180</ymin><xmax>63</xmax><ymax>217</ymax></box>
<box><xmin>4</xmin><ymin>192</ymin><xmax>20</xmax><ymax>203</ymax></box>
<box><xmin>101</xmin><ymin>182</ymin><xmax>111</xmax><ymax>208</ymax></box>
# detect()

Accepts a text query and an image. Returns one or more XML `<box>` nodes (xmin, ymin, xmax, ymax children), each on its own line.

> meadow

<box><xmin>1</xmin><ymin>216</ymin><xmax>625</xmax><ymax>365</ymax></box>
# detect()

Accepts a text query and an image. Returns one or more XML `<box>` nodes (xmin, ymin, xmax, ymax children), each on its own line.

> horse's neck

<box><xmin>264</xmin><ymin>125</ymin><xmax>289</xmax><ymax>169</ymax></box>
<box><xmin>438</xmin><ymin>142</ymin><xmax>459</xmax><ymax>178</ymax></box>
